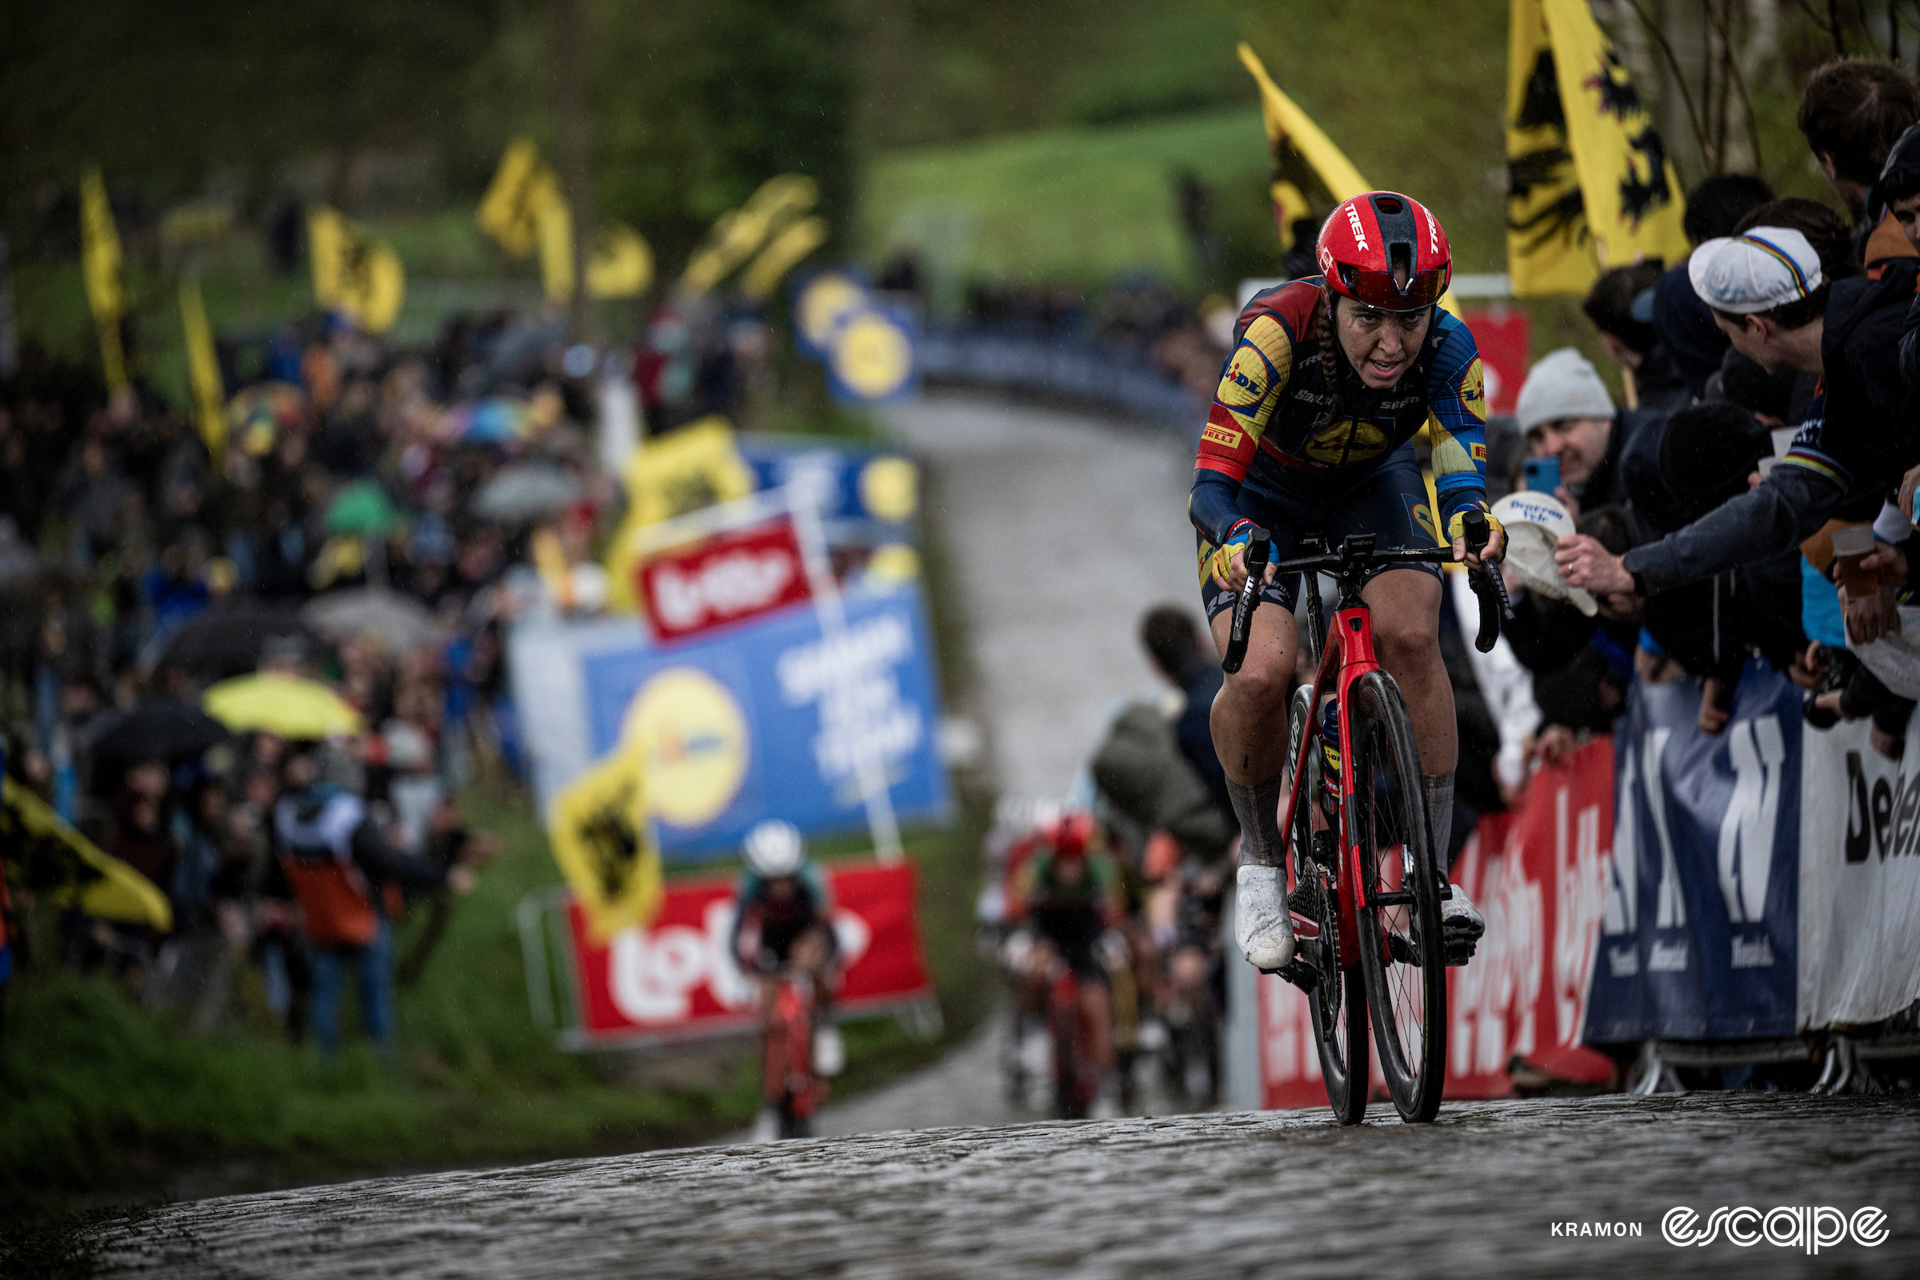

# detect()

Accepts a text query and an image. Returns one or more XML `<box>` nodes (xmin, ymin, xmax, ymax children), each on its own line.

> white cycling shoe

<box><xmin>750</xmin><ymin>1107</ymin><xmax>781</xmax><ymax>1144</ymax></box>
<box><xmin>812</xmin><ymin>1024</ymin><xmax>846</xmax><ymax>1078</ymax></box>
<box><xmin>1235</xmin><ymin>863</ymin><xmax>1296</xmax><ymax>973</ymax></box>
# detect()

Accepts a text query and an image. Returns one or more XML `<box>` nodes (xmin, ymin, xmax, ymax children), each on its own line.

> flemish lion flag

<box><xmin>308</xmin><ymin>207</ymin><xmax>405</xmax><ymax>333</ymax></box>
<box><xmin>79</xmin><ymin>169</ymin><xmax>128</xmax><ymax>393</ymax></box>
<box><xmin>476</xmin><ymin>137</ymin><xmax>561</xmax><ymax>260</ymax></box>
<box><xmin>1507</xmin><ymin>0</ymin><xmax>1690</xmax><ymax>295</ymax></box>
<box><xmin>600</xmin><ymin>415</ymin><xmax>756</xmax><ymax>614</ymax></box>
<box><xmin>547</xmin><ymin>740</ymin><xmax>662</xmax><ymax>943</ymax></box>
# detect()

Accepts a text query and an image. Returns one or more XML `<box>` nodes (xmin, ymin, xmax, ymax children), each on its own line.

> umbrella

<box><xmin>438</xmin><ymin>397</ymin><xmax>532</xmax><ymax>446</ymax></box>
<box><xmin>325</xmin><ymin>480</ymin><xmax>399</xmax><ymax>537</ymax></box>
<box><xmin>204</xmin><ymin>673</ymin><xmax>364</xmax><ymax>739</ymax></box>
<box><xmin>145</xmin><ymin>602</ymin><xmax>317</xmax><ymax>678</ymax></box>
<box><xmin>472</xmin><ymin>463</ymin><xmax>581</xmax><ymax>524</ymax></box>
<box><xmin>303</xmin><ymin>588</ymin><xmax>440</xmax><ymax>653</ymax></box>
<box><xmin>82</xmin><ymin>702</ymin><xmax>229</xmax><ymax>762</ymax></box>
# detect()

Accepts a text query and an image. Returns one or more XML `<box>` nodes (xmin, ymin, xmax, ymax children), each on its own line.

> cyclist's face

<box><xmin>1333</xmin><ymin>298</ymin><xmax>1430</xmax><ymax>388</ymax></box>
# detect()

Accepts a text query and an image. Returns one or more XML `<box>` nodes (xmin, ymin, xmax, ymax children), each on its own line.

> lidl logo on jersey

<box><xmin>1458</xmin><ymin>358</ymin><xmax>1487</xmax><ymax>423</ymax></box>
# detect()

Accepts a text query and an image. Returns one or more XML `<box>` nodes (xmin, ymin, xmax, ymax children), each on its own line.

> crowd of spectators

<box><xmin>1473</xmin><ymin>58</ymin><xmax>1920</xmax><ymax>794</ymax></box>
<box><xmin>0</xmin><ymin>305</ymin><xmax>644</xmax><ymax>1052</ymax></box>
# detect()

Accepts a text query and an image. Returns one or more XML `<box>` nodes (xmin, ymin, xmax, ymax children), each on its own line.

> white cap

<box><xmin>1491</xmin><ymin>491</ymin><xmax>1597</xmax><ymax>616</ymax></box>
<box><xmin>1687</xmin><ymin>227</ymin><xmax>1823</xmax><ymax>314</ymax></box>
<box><xmin>1515</xmin><ymin>348</ymin><xmax>1614</xmax><ymax>436</ymax></box>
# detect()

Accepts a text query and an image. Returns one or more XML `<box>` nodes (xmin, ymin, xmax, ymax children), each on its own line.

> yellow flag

<box><xmin>1506</xmin><ymin>0</ymin><xmax>1591</xmax><ymax>294</ymax></box>
<box><xmin>79</xmin><ymin>168</ymin><xmax>128</xmax><ymax>393</ymax></box>
<box><xmin>538</xmin><ymin>195</ymin><xmax>576</xmax><ymax>303</ymax></box>
<box><xmin>179</xmin><ymin>273</ymin><xmax>226</xmax><ymax>463</ymax></box>
<box><xmin>477</xmin><ymin>137</ymin><xmax>561</xmax><ymax>260</ymax></box>
<box><xmin>601</xmin><ymin>416</ymin><xmax>756</xmax><ymax>613</ymax></box>
<box><xmin>740</xmin><ymin>215</ymin><xmax>828</xmax><ymax>301</ymax></box>
<box><xmin>1543</xmin><ymin>0</ymin><xmax>1689</xmax><ymax>274</ymax></box>
<box><xmin>678</xmin><ymin>174</ymin><xmax>820</xmax><ymax>297</ymax></box>
<box><xmin>587</xmin><ymin>222</ymin><xmax>655</xmax><ymax>299</ymax></box>
<box><xmin>2</xmin><ymin>777</ymin><xmax>172</xmax><ymax>931</ymax></box>
<box><xmin>547</xmin><ymin>739</ymin><xmax>662</xmax><ymax>943</ymax></box>
<box><xmin>1237</xmin><ymin>44</ymin><xmax>1369</xmax><ymax>204</ymax></box>
<box><xmin>308</xmin><ymin>206</ymin><xmax>406</xmax><ymax>333</ymax></box>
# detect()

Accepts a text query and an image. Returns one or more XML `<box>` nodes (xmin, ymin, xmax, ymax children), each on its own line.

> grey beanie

<box><xmin>1515</xmin><ymin>347</ymin><xmax>1615</xmax><ymax>435</ymax></box>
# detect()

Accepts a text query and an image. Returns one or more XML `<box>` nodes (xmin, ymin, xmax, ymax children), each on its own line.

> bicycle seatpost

<box><xmin>1222</xmin><ymin>528</ymin><xmax>1271</xmax><ymax>675</ymax></box>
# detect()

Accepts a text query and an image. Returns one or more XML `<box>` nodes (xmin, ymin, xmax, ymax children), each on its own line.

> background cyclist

<box><xmin>1012</xmin><ymin>812</ymin><xmax>1125</xmax><ymax>1115</ymax></box>
<box><xmin>1188</xmin><ymin>191</ymin><xmax>1506</xmax><ymax>975</ymax></box>
<box><xmin>731</xmin><ymin>820</ymin><xmax>845</xmax><ymax>1116</ymax></box>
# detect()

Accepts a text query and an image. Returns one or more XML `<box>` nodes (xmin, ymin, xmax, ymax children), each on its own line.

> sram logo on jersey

<box><xmin>1202</xmin><ymin>423</ymin><xmax>1244</xmax><ymax>450</ymax></box>
<box><xmin>1345</xmin><ymin>203</ymin><xmax>1368</xmax><ymax>250</ymax></box>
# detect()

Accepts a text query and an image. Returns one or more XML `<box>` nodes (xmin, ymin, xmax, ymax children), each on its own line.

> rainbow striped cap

<box><xmin>1688</xmin><ymin>227</ymin><xmax>1824</xmax><ymax>315</ymax></box>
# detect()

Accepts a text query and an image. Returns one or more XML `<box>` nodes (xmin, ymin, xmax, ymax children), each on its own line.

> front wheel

<box><xmin>1346</xmin><ymin>671</ymin><xmax>1448</xmax><ymax>1123</ymax></box>
<box><xmin>1288</xmin><ymin>686</ymin><xmax>1367</xmax><ymax>1125</ymax></box>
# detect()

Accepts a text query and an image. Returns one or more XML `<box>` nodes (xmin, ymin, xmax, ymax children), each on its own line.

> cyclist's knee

<box><xmin>1218</xmin><ymin>660</ymin><xmax>1290</xmax><ymax>722</ymax></box>
<box><xmin>1372</xmin><ymin>607</ymin><xmax>1441</xmax><ymax>670</ymax></box>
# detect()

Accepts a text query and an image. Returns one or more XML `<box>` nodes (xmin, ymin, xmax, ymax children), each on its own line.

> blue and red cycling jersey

<box><xmin>1188</xmin><ymin>277</ymin><xmax>1490</xmax><ymax>548</ymax></box>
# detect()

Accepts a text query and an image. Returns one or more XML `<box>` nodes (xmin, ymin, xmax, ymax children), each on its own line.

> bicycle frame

<box><xmin>1274</xmin><ymin>587</ymin><xmax>1378</xmax><ymax>973</ymax></box>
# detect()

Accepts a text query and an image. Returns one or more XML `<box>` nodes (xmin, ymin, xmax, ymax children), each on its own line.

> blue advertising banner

<box><xmin>734</xmin><ymin>436</ymin><xmax>920</xmax><ymax>535</ymax></box>
<box><xmin>576</xmin><ymin>584</ymin><xmax>951</xmax><ymax>862</ymax></box>
<box><xmin>1585</xmin><ymin>657</ymin><xmax>1801</xmax><ymax>1042</ymax></box>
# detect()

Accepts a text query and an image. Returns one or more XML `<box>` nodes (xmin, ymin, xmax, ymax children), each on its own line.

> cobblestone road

<box><xmin>93</xmin><ymin>1093</ymin><xmax>1920</xmax><ymax>1279</ymax></box>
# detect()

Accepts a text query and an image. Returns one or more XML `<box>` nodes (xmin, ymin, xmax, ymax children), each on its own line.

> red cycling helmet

<box><xmin>1315</xmin><ymin>191</ymin><xmax>1452</xmax><ymax>312</ymax></box>
<box><xmin>1048</xmin><ymin>812</ymin><xmax>1096</xmax><ymax>860</ymax></box>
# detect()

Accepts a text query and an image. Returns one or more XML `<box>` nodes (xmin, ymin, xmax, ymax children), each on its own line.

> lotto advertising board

<box><xmin>636</xmin><ymin>518</ymin><xmax>812</xmax><ymax>643</ymax></box>
<box><xmin>564</xmin><ymin>860</ymin><xmax>933</xmax><ymax>1045</ymax></box>
<box><xmin>1257</xmin><ymin>739</ymin><xmax>1617</xmax><ymax>1109</ymax></box>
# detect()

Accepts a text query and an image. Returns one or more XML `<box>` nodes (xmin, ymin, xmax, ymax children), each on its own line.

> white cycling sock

<box><xmin>1422</xmin><ymin>773</ymin><xmax>1454</xmax><ymax>877</ymax></box>
<box><xmin>1227</xmin><ymin>774</ymin><xmax>1287</xmax><ymax>866</ymax></box>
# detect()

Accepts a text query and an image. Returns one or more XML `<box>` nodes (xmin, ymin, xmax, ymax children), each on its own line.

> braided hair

<box><xmin>1315</xmin><ymin>286</ymin><xmax>1351</xmax><ymax>430</ymax></box>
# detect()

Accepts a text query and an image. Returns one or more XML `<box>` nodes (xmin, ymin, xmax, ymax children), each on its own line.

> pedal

<box><xmin>1275</xmin><ymin>953</ymin><xmax>1321</xmax><ymax>991</ymax></box>
<box><xmin>1444</xmin><ymin>937</ymin><xmax>1478</xmax><ymax>967</ymax></box>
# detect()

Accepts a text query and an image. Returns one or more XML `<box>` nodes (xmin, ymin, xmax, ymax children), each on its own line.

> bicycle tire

<box><xmin>1346</xmin><ymin>670</ymin><xmax>1448</xmax><ymax>1122</ymax></box>
<box><xmin>1287</xmin><ymin>686</ymin><xmax>1367</xmax><ymax>1125</ymax></box>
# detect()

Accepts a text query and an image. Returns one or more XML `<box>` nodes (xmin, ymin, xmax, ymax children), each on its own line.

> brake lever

<box><xmin>1222</xmin><ymin>528</ymin><xmax>1271</xmax><ymax>675</ymax></box>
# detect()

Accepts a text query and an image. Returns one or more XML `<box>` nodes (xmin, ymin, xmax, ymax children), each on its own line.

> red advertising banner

<box><xmin>566</xmin><ymin>860</ymin><xmax>933</xmax><ymax>1045</ymax></box>
<box><xmin>1259</xmin><ymin>737</ymin><xmax>1617</xmax><ymax>1109</ymax></box>
<box><xmin>1460</xmin><ymin>307</ymin><xmax>1530</xmax><ymax>416</ymax></box>
<box><xmin>637</xmin><ymin>519</ymin><xmax>812</xmax><ymax>642</ymax></box>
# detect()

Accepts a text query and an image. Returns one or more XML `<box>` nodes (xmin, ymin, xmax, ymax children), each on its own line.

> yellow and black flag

<box><xmin>179</xmin><ymin>273</ymin><xmax>226</xmax><ymax>463</ymax></box>
<box><xmin>547</xmin><ymin>739</ymin><xmax>662</xmax><ymax>943</ymax></box>
<box><xmin>79</xmin><ymin>169</ymin><xmax>128</xmax><ymax>393</ymax></box>
<box><xmin>308</xmin><ymin>207</ymin><xmax>405</xmax><ymax>333</ymax></box>
<box><xmin>477</xmin><ymin>137</ymin><xmax>561</xmax><ymax>260</ymax></box>
<box><xmin>1238</xmin><ymin>43</ymin><xmax>1368</xmax><ymax>255</ymax></box>
<box><xmin>1507</xmin><ymin>0</ymin><xmax>1691</xmax><ymax>295</ymax></box>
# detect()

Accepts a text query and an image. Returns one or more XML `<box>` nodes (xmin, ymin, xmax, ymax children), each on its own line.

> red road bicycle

<box><xmin>1222</xmin><ymin>516</ymin><xmax>1508</xmax><ymax>1124</ymax></box>
<box><xmin>762</xmin><ymin>969</ymin><xmax>828</xmax><ymax>1139</ymax></box>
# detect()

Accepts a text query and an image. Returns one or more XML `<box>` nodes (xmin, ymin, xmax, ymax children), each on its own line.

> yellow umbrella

<box><xmin>203</xmin><ymin>672</ymin><xmax>364</xmax><ymax>738</ymax></box>
<box><xmin>2</xmin><ymin>777</ymin><xmax>172</xmax><ymax>930</ymax></box>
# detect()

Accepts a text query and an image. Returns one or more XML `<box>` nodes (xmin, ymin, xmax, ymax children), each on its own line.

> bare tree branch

<box><xmin>1627</xmin><ymin>0</ymin><xmax>1714</xmax><ymax>169</ymax></box>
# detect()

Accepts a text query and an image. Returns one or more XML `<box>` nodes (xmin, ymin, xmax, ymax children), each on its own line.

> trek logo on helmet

<box><xmin>1344</xmin><ymin>202</ymin><xmax>1369</xmax><ymax>251</ymax></box>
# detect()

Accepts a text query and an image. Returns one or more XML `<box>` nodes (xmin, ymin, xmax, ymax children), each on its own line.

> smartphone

<box><xmin>1524</xmin><ymin>456</ymin><xmax>1561</xmax><ymax>494</ymax></box>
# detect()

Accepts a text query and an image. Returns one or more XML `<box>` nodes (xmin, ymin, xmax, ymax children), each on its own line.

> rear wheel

<box><xmin>1347</xmin><ymin>671</ymin><xmax>1448</xmax><ymax>1123</ymax></box>
<box><xmin>1287</xmin><ymin>687</ymin><xmax>1367</xmax><ymax>1125</ymax></box>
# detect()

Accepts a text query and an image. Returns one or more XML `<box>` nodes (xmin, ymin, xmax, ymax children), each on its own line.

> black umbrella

<box><xmin>145</xmin><ymin>603</ymin><xmax>318</xmax><ymax>678</ymax></box>
<box><xmin>82</xmin><ymin>701</ymin><xmax>230</xmax><ymax>762</ymax></box>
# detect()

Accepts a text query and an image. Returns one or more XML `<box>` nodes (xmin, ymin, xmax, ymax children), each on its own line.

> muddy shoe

<box><xmin>1442</xmin><ymin>882</ymin><xmax>1485</xmax><ymax>966</ymax></box>
<box><xmin>1235</xmin><ymin>863</ymin><xmax>1296</xmax><ymax>973</ymax></box>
